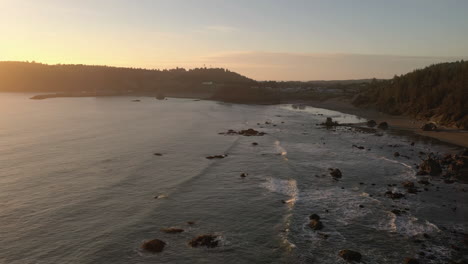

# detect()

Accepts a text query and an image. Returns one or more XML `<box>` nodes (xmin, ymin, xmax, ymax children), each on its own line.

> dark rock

<box><xmin>394</xmin><ymin>152</ymin><xmax>400</xmax><ymax>157</ymax></box>
<box><xmin>142</xmin><ymin>239</ymin><xmax>166</xmax><ymax>253</ymax></box>
<box><xmin>367</xmin><ymin>120</ymin><xmax>377</xmax><ymax>127</ymax></box>
<box><xmin>385</xmin><ymin>191</ymin><xmax>405</xmax><ymax>199</ymax></box>
<box><xmin>161</xmin><ymin>227</ymin><xmax>184</xmax><ymax>234</ymax></box>
<box><xmin>252</xmin><ymin>142</ymin><xmax>258</xmax><ymax>146</ymax></box>
<box><xmin>402</xmin><ymin>181</ymin><xmax>415</xmax><ymax>188</ymax></box>
<box><xmin>338</xmin><ymin>249</ymin><xmax>362</xmax><ymax>262</ymax></box>
<box><xmin>329</xmin><ymin>168</ymin><xmax>342</xmax><ymax>178</ymax></box>
<box><xmin>421</xmin><ymin>123</ymin><xmax>437</xmax><ymax>131</ymax></box>
<box><xmin>308</xmin><ymin>219</ymin><xmax>323</xmax><ymax>230</ymax></box>
<box><xmin>187</xmin><ymin>221</ymin><xmax>195</xmax><ymax>225</ymax></box>
<box><xmin>240</xmin><ymin>173</ymin><xmax>248</xmax><ymax>178</ymax></box>
<box><xmin>391</xmin><ymin>209</ymin><xmax>404</xmax><ymax>216</ymax></box>
<box><xmin>353</xmin><ymin>145</ymin><xmax>365</xmax><ymax>150</ymax></box>
<box><xmin>378</xmin><ymin>122</ymin><xmax>389</xmax><ymax>129</ymax></box>
<box><xmin>404</xmin><ymin>258</ymin><xmax>420</xmax><ymax>264</ymax></box>
<box><xmin>220</xmin><ymin>129</ymin><xmax>266</xmax><ymax>136</ymax></box>
<box><xmin>418</xmin><ymin>179</ymin><xmax>430</xmax><ymax>185</ymax></box>
<box><xmin>154</xmin><ymin>153</ymin><xmax>163</xmax><ymax>156</ymax></box>
<box><xmin>309</xmin><ymin>214</ymin><xmax>320</xmax><ymax>221</ymax></box>
<box><xmin>322</xmin><ymin>117</ymin><xmax>338</xmax><ymax>127</ymax></box>
<box><xmin>206</xmin><ymin>154</ymin><xmax>228</xmax><ymax>159</ymax></box>
<box><xmin>189</xmin><ymin>234</ymin><xmax>219</xmax><ymax>248</ymax></box>
<box><xmin>419</xmin><ymin>158</ymin><xmax>442</xmax><ymax>176</ymax></box>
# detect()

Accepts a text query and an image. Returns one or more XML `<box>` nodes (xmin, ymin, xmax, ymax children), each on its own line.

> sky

<box><xmin>1</xmin><ymin>0</ymin><xmax>467</xmax><ymax>80</ymax></box>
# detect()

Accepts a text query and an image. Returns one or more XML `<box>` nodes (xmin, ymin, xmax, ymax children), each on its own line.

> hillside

<box><xmin>353</xmin><ymin>61</ymin><xmax>468</xmax><ymax>129</ymax></box>
<box><xmin>0</xmin><ymin>61</ymin><xmax>255</xmax><ymax>96</ymax></box>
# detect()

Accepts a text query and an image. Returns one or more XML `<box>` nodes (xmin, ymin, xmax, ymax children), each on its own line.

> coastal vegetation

<box><xmin>353</xmin><ymin>61</ymin><xmax>468</xmax><ymax>129</ymax></box>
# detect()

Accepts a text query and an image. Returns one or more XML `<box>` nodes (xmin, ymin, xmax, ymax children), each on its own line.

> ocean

<box><xmin>0</xmin><ymin>93</ymin><xmax>466</xmax><ymax>263</ymax></box>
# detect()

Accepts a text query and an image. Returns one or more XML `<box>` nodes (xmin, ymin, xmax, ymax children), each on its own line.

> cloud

<box><xmin>200</xmin><ymin>51</ymin><xmax>467</xmax><ymax>80</ymax></box>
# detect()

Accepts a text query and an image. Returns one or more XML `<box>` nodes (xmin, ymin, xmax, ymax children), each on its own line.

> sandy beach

<box><xmin>301</xmin><ymin>97</ymin><xmax>468</xmax><ymax>148</ymax></box>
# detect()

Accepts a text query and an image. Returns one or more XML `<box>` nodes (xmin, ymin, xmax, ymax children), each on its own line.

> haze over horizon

<box><xmin>1</xmin><ymin>0</ymin><xmax>468</xmax><ymax>80</ymax></box>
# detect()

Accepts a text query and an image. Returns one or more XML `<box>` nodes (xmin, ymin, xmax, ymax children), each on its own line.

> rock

<box><xmin>404</xmin><ymin>258</ymin><xmax>420</xmax><ymax>264</ymax></box>
<box><xmin>240</xmin><ymin>173</ymin><xmax>248</xmax><ymax>178</ymax></box>
<box><xmin>367</xmin><ymin>120</ymin><xmax>377</xmax><ymax>127</ymax></box>
<box><xmin>189</xmin><ymin>234</ymin><xmax>219</xmax><ymax>248</ymax></box>
<box><xmin>161</xmin><ymin>227</ymin><xmax>184</xmax><ymax>233</ymax></box>
<box><xmin>385</xmin><ymin>191</ymin><xmax>405</xmax><ymax>199</ymax></box>
<box><xmin>402</xmin><ymin>181</ymin><xmax>415</xmax><ymax>188</ymax></box>
<box><xmin>239</xmin><ymin>128</ymin><xmax>266</xmax><ymax>136</ymax></box>
<box><xmin>394</xmin><ymin>152</ymin><xmax>400</xmax><ymax>157</ymax></box>
<box><xmin>338</xmin><ymin>249</ymin><xmax>362</xmax><ymax>262</ymax></box>
<box><xmin>252</xmin><ymin>142</ymin><xmax>258</xmax><ymax>146</ymax></box>
<box><xmin>132</xmin><ymin>99</ymin><xmax>141</xmax><ymax>102</ymax></box>
<box><xmin>308</xmin><ymin>219</ymin><xmax>323</xmax><ymax>230</ymax></box>
<box><xmin>421</xmin><ymin>123</ymin><xmax>437</xmax><ymax>131</ymax></box>
<box><xmin>391</xmin><ymin>209</ymin><xmax>404</xmax><ymax>216</ymax></box>
<box><xmin>154</xmin><ymin>153</ymin><xmax>163</xmax><ymax>156</ymax></box>
<box><xmin>322</xmin><ymin>117</ymin><xmax>338</xmax><ymax>127</ymax></box>
<box><xmin>206</xmin><ymin>154</ymin><xmax>227</xmax><ymax>159</ymax></box>
<box><xmin>405</xmin><ymin>184</ymin><xmax>418</xmax><ymax>193</ymax></box>
<box><xmin>220</xmin><ymin>129</ymin><xmax>266</xmax><ymax>136</ymax></box>
<box><xmin>418</xmin><ymin>179</ymin><xmax>430</xmax><ymax>185</ymax></box>
<box><xmin>187</xmin><ymin>221</ymin><xmax>195</xmax><ymax>225</ymax></box>
<box><xmin>378</xmin><ymin>122</ymin><xmax>389</xmax><ymax>129</ymax></box>
<box><xmin>141</xmin><ymin>239</ymin><xmax>166</xmax><ymax>253</ymax></box>
<box><xmin>419</xmin><ymin>158</ymin><xmax>442</xmax><ymax>176</ymax></box>
<box><xmin>352</xmin><ymin>145</ymin><xmax>365</xmax><ymax>150</ymax></box>
<box><xmin>329</xmin><ymin>168</ymin><xmax>342</xmax><ymax>178</ymax></box>
<box><xmin>309</xmin><ymin>214</ymin><xmax>320</xmax><ymax>221</ymax></box>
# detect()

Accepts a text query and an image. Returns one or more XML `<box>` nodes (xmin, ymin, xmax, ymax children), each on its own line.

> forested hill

<box><xmin>353</xmin><ymin>61</ymin><xmax>468</xmax><ymax>129</ymax></box>
<box><xmin>0</xmin><ymin>61</ymin><xmax>255</xmax><ymax>94</ymax></box>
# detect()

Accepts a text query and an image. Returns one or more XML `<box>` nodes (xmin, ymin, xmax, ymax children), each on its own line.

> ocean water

<box><xmin>0</xmin><ymin>93</ymin><xmax>466</xmax><ymax>264</ymax></box>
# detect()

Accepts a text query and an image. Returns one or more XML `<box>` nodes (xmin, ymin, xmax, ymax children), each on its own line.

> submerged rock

<box><xmin>161</xmin><ymin>227</ymin><xmax>184</xmax><ymax>234</ymax></box>
<box><xmin>189</xmin><ymin>234</ymin><xmax>219</xmax><ymax>248</ymax></box>
<box><xmin>141</xmin><ymin>239</ymin><xmax>166</xmax><ymax>253</ymax></box>
<box><xmin>308</xmin><ymin>219</ymin><xmax>323</xmax><ymax>230</ymax></box>
<box><xmin>329</xmin><ymin>168</ymin><xmax>342</xmax><ymax>178</ymax></box>
<box><xmin>240</xmin><ymin>173</ymin><xmax>248</xmax><ymax>178</ymax></box>
<box><xmin>338</xmin><ymin>249</ymin><xmax>362</xmax><ymax>262</ymax></box>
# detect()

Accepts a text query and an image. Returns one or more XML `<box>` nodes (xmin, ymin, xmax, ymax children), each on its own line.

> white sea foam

<box><xmin>378</xmin><ymin>211</ymin><xmax>440</xmax><ymax>236</ymax></box>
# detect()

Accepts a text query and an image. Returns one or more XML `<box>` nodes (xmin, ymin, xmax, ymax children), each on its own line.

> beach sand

<box><xmin>301</xmin><ymin>97</ymin><xmax>468</xmax><ymax>148</ymax></box>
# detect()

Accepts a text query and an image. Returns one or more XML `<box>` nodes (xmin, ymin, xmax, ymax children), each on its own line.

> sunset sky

<box><xmin>1</xmin><ymin>0</ymin><xmax>467</xmax><ymax>80</ymax></box>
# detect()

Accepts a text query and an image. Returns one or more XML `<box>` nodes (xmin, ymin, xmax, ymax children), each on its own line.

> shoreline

<box><xmin>25</xmin><ymin>92</ymin><xmax>468</xmax><ymax>148</ymax></box>
<box><xmin>297</xmin><ymin>97</ymin><xmax>468</xmax><ymax>148</ymax></box>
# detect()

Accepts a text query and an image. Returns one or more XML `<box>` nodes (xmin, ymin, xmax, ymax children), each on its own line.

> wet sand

<box><xmin>300</xmin><ymin>98</ymin><xmax>468</xmax><ymax>148</ymax></box>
